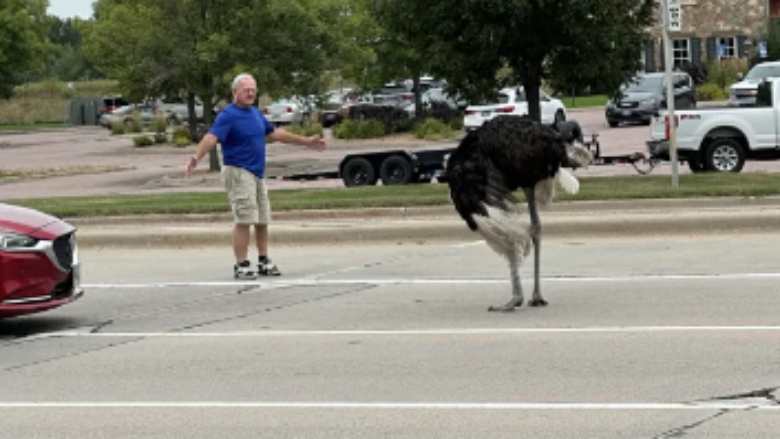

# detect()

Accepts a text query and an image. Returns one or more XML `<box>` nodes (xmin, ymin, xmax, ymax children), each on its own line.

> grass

<box><xmin>0</xmin><ymin>79</ymin><xmax>120</xmax><ymax>125</ymax></box>
<box><xmin>562</xmin><ymin>94</ymin><xmax>609</xmax><ymax>108</ymax></box>
<box><xmin>0</xmin><ymin>165</ymin><xmax>129</xmax><ymax>181</ymax></box>
<box><xmin>7</xmin><ymin>173</ymin><xmax>780</xmax><ymax>218</ymax></box>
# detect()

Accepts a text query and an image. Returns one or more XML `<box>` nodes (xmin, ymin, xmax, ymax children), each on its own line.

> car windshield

<box><xmin>623</xmin><ymin>76</ymin><xmax>663</xmax><ymax>93</ymax></box>
<box><xmin>745</xmin><ymin>64</ymin><xmax>780</xmax><ymax>81</ymax></box>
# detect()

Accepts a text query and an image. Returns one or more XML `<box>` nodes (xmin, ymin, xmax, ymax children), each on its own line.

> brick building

<box><xmin>642</xmin><ymin>0</ymin><xmax>778</xmax><ymax>71</ymax></box>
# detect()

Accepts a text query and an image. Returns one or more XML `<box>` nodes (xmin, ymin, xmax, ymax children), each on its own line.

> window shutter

<box><xmin>738</xmin><ymin>36</ymin><xmax>747</xmax><ymax>58</ymax></box>
<box><xmin>645</xmin><ymin>41</ymin><xmax>656</xmax><ymax>72</ymax></box>
<box><xmin>706</xmin><ymin>37</ymin><xmax>717</xmax><ymax>60</ymax></box>
<box><xmin>691</xmin><ymin>37</ymin><xmax>702</xmax><ymax>64</ymax></box>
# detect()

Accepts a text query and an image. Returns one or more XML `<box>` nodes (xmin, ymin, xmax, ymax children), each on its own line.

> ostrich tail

<box><xmin>472</xmin><ymin>203</ymin><xmax>533</xmax><ymax>261</ymax></box>
<box><xmin>556</xmin><ymin>168</ymin><xmax>580</xmax><ymax>195</ymax></box>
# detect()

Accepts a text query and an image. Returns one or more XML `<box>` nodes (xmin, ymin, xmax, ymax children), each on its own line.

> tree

<box><xmin>375</xmin><ymin>0</ymin><xmax>656</xmax><ymax>122</ymax></box>
<box><xmin>83</xmin><ymin>0</ymin><xmax>337</xmax><ymax>171</ymax></box>
<box><xmin>0</xmin><ymin>0</ymin><xmax>52</xmax><ymax>98</ymax></box>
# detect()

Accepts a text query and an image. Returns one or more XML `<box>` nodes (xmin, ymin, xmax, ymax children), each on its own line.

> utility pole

<box><xmin>662</xmin><ymin>0</ymin><xmax>681</xmax><ymax>189</ymax></box>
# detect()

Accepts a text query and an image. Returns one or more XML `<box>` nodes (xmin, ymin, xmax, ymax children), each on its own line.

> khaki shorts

<box><xmin>222</xmin><ymin>165</ymin><xmax>271</xmax><ymax>225</ymax></box>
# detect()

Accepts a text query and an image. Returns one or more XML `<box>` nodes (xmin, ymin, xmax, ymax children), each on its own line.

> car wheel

<box><xmin>607</xmin><ymin>119</ymin><xmax>619</xmax><ymax>128</ymax></box>
<box><xmin>704</xmin><ymin>138</ymin><xmax>745</xmax><ymax>173</ymax></box>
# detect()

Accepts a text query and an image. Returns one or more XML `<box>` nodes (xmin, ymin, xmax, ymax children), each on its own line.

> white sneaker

<box><xmin>234</xmin><ymin>260</ymin><xmax>257</xmax><ymax>280</ymax></box>
<box><xmin>258</xmin><ymin>258</ymin><xmax>281</xmax><ymax>276</ymax></box>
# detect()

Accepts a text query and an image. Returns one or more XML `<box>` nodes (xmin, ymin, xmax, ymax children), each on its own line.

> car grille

<box><xmin>53</xmin><ymin>233</ymin><xmax>74</xmax><ymax>269</ymax></box>
<box><xmin>618</xmin><ymin>102</ymin><xmax>639</xmax><ymax>109</ymax></box>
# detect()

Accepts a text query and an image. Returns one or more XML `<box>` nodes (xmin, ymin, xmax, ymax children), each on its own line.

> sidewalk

<box><xmin>71</xmin><ymin>196</ymin><xmax>780</xmax><ymax>248</ymax></box>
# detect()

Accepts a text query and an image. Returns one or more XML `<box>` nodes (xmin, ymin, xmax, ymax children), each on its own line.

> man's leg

<box><xmin>223</xmin><ymin>166</ymin><xmax>259</xmax><ymax>280</ymax></box>
<box><xmin>255</xmin><ymin>178</ymin><xmax>280</xmax><ymax>275</ymax></box>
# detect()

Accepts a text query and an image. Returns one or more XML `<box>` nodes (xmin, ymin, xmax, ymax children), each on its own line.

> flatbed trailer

<box><xmin>268</xmin><ymin>133</ymin><xmax>666</xmax><ymax>186</ymax></box>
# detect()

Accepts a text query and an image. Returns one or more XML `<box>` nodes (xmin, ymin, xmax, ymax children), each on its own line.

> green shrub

<box><xmin>706</xmin><ymin>58</ymin><xmax>748</xmax><ymax>90</ymax></box>
<box><xmin>413</xmin><ymin>118</ymin><xmax>456</xmax><ymax>140</ymax></box>
<box><xmin>449</xmin><ymin>118</ymin><xmax>464</xmax><ymax>131</ymax></box>
<box><xmin>154</xmin><ymin>133</ymin><xmax>168</xmax><ymax>144</ymax></box>
<box><xmin>697</xmin><ymin>82</ymin><xmax>728</xmax><ymax>101</ymax></box>
<box><xmin>285</xmin><ymin>124</ymin><xmax>322</xmax><ymax>137</ymax></box>
<box><xmin>172</xmin><ymin>126</ymin><xmax>192</xmax><ymax>147</ymax></box>
<box><xmin>334</xmin><ymin>119</ymin><xmax>386</xmax><ymax>139</ymax></box>
<box><xmin>132</xmin><ymin>135</ymin><xmax>154</xmax><ymax>147</ymax></box>
<box><xmin>128</xmin><ymin>110</ymin><xmax>143</xmax><ymax>133</ymax></box>
<box><xmin>347</xmin><ymin>104</ymin><xmax>413</xmax><ymax>133</ymax></box>
<box><xmin>110</xmin><ymin>120</ymin><xmax>126</xmax><ymax>135</ymax></box>
<box><xmin>153</xmin><ymin>112</ymin><xmax>167</xmax><ymax>134</ymax></box>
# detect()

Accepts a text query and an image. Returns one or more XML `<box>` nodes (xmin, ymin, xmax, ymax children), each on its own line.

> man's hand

<box><xmin>185</xmin><ymin>155</ymin><xmax>199</xmax><ymax>176</ymax></box>
<box><xmin>306</xmin><ymin>136</ymin><xmax>327</xmax><ymax>151</ymax></box>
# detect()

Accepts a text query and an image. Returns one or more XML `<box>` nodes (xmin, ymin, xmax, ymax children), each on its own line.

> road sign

<box><xmin>668</xmin><ymin>0</ymin><xmax>682</xmax><ymax>31</ymax></box>
<box><xmin>760</xmin><ymin>41</ymin><xmax>768</xmax><ymax>58</ymax></box>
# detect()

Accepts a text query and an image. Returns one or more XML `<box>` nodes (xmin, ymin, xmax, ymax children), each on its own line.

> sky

<box><xmin>47</xmin><ymin>0</ymin><xmax>94</xmax><ymax>19</ymax></box>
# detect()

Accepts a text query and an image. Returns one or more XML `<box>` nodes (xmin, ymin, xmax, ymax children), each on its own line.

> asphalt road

<box><xmin>1</xmin><ymin>232</ymin><xmax>779</xmax><ymax>438</ymax></box>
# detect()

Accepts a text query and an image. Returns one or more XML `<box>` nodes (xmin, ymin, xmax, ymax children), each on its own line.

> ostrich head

<box><xmin>554</xmin><ymin>120</ymin><xmax>592</xmax><ymax>169</ymax></box>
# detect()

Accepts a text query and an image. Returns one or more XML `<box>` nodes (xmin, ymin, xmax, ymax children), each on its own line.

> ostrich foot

<box><xmin>529</xmin><ymin>295</ymin><xmax>548</xmax><ymax>307</ymax></box>
<box><xmin>488</xmin><ymin>296</ymin><xmax>523</xmax><ymax>312</ymax></box>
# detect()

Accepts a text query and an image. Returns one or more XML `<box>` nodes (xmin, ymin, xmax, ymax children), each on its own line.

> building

<box><xmin>643</xmin><ymin>0</ymin><xmax>776</xmax><ymax>71</ymax></box>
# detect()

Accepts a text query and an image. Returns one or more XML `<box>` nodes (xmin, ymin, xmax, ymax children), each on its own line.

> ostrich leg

<box><xmin>488</xmin><ymin>254</ymin><xmax>523</xmax><ymax>312</ymax></box>
<box><xmin>524</xmin><ymin>187</ymin><xmax>548</xmax><ymax>307</ymax></box>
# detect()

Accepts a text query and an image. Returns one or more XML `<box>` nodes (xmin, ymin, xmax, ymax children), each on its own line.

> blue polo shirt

<box><xmin>209</xmin><ymin>103</ymin><xmax>276</xmax><ymax>178</ymax></box>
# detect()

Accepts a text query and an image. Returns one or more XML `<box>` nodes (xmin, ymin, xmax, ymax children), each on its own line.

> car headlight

<box><xmin>0</xmin><ymin>232</ymin><xmax>39</xmax><ymax>250</ymax></box>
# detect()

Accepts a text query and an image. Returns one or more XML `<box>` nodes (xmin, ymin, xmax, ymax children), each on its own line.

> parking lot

<box><xmin>5</xmin><ymin>105</ymin><xmax>780</xmax><ymax>201</ymax></box>
<box><xmin>1</xmin><ymin>232</ymin><xmax>779</xmax><ymax>437</ymax></box>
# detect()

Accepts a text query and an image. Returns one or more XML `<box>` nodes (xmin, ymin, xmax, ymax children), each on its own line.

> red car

<box><xmin>0</xmin><ymin>203</ymin><xmax>83</xmax><ymax>319</ymax></box>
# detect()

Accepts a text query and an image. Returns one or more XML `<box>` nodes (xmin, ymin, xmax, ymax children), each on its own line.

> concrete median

<box><xmin>69</xmin><ymin>196</ymin><xmax>780</xmax><ymax>248</ymax></box>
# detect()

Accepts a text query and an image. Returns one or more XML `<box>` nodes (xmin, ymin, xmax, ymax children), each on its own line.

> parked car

<box><xmin>646</xmin><ymin>78</ymin><xmax>780</xmax><ymax>173</ymax></box>
<box><xmin>99</xmin><ymin>104</ymin><xmax>170</xmax><ymax>128</ymax></box>
<box><xmin>463</xmin><ymin>87</ymin><xmax>567</xmax><ymax>130</ymax></box>
<box><xmin>263</xmin><ymin>97</ymin><xmax>314</xmax><ymax>126</ymax></box>
<box><xmin>0</xmin><ymin>203</ymin><xmax>83</xmax><ymax>319</ymax></box>
<box><xmin>729</xmin><ymin>61</ymin><xmax>780</xmax><ymax>107</ymax></box>
<box><xmin>605</xmin><ymin>72</ymin><xmax>696</xmax><ymax>127</ymax></box>
<box><xmin>99</xmin><ymin>96</ymin><xmax>130</xmax><ymax>115</ymax></box>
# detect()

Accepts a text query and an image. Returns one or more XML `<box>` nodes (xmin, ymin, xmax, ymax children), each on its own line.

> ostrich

<box><xmin>446</xmin><ymin>115</ymin><xmax>593</xmax><ymax>312</ymax></box>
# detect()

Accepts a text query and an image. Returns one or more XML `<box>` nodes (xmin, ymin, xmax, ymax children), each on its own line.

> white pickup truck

<box><xmin>646</xmin><ymin>79</ymin><xmax>779</xmax><ymax>173</ymax></box>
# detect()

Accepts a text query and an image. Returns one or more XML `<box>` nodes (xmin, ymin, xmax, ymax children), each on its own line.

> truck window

<box><xmin>756</xmin><ymin>80</ymin><xmax>773</xmax><ymax>107</ymax></box>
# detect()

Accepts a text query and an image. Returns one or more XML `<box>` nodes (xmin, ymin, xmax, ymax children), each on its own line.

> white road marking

<box><xmin>81</xmin><ymin>271</ymin><xmax>780</xmax><ymax>289</ymax></box>
<box><xmin>42</xmin><ymin>326</ymin><xmax>780</xmax><ymax>338</ymax></box>
<box><xmin>0</xmin><ymin>401</ymin><xmax>775</xmax><ymax>410</ymax></box>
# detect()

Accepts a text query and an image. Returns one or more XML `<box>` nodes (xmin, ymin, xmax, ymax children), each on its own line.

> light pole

<box><xmin>662</xmin><ymin>0</ymin><xmax>681</xmax><ymax>189</ymax></box>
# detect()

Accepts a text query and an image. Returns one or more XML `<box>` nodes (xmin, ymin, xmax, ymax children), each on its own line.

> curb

<box><xmin>72</xmin><ymin>198</ymin><xmax>780</xmax><ymax>248</ymax></box>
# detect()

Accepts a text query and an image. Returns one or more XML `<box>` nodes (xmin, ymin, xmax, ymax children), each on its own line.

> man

<box><xmin>185</xmin><ymin>73</ymin><xmax>326</xmax><ymax>280</ymax></box>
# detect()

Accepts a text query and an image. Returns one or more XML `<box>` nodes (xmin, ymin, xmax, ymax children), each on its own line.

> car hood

<box><xmin>615</xmin><ymin>91</ymin><xmax>658</xmax><ymax>102</ymax></box>
<box><xmin>0</xmin><ymin>203</ymin><xmax>64</xmax><ymax>237</ymax></box>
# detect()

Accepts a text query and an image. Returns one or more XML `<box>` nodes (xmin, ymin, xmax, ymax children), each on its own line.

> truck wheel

<box><xmin>704</xmin><ymin>138</ymin><xmax>745</xmax><ymax>173</ymax></box>
<box><xmin>380</xmin><ymin>155</ymin><xmax>413</xmax><ymax>185</ymax></box>
<box><xmin>341</xmin><ymin>157</ymin><xmax>377</xmax><ymax>187</ymax></box>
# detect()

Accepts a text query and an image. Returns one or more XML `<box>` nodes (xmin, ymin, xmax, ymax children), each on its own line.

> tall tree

<box><xmin>83</xmin><ymin>0</ymin><xmax>337</xmax><ymax>170</ymax></box>
<box><xmin>0</xmin><ymin>0</ymin><xmax>52</xmax><ymax>98</ymax></box>
<box><xmin>375</xmin><ymin>0</ymin><xmax>656</xmax><ymax>122</ymax></box>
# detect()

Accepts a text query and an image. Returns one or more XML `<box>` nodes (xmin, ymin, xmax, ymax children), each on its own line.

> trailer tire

<box><xmin>380</xmin><ymin>155</ymin><xmax>414</xmax><ymax>185</ymax></box>
<box><xmin>703</xmin><ymin>138</ymin><xmax>745</xmax><ymax>173</ymax></box>
<box><xmin>341</xmin><ymin>157</ymin><xmax>377</xmax><ymax>187</ymax></box>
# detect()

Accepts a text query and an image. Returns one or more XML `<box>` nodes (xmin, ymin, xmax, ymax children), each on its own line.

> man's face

<box><xmin>234</xmin><ymin>78</ymin><xmax>257</xmax><ymax>107</ymax></box>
